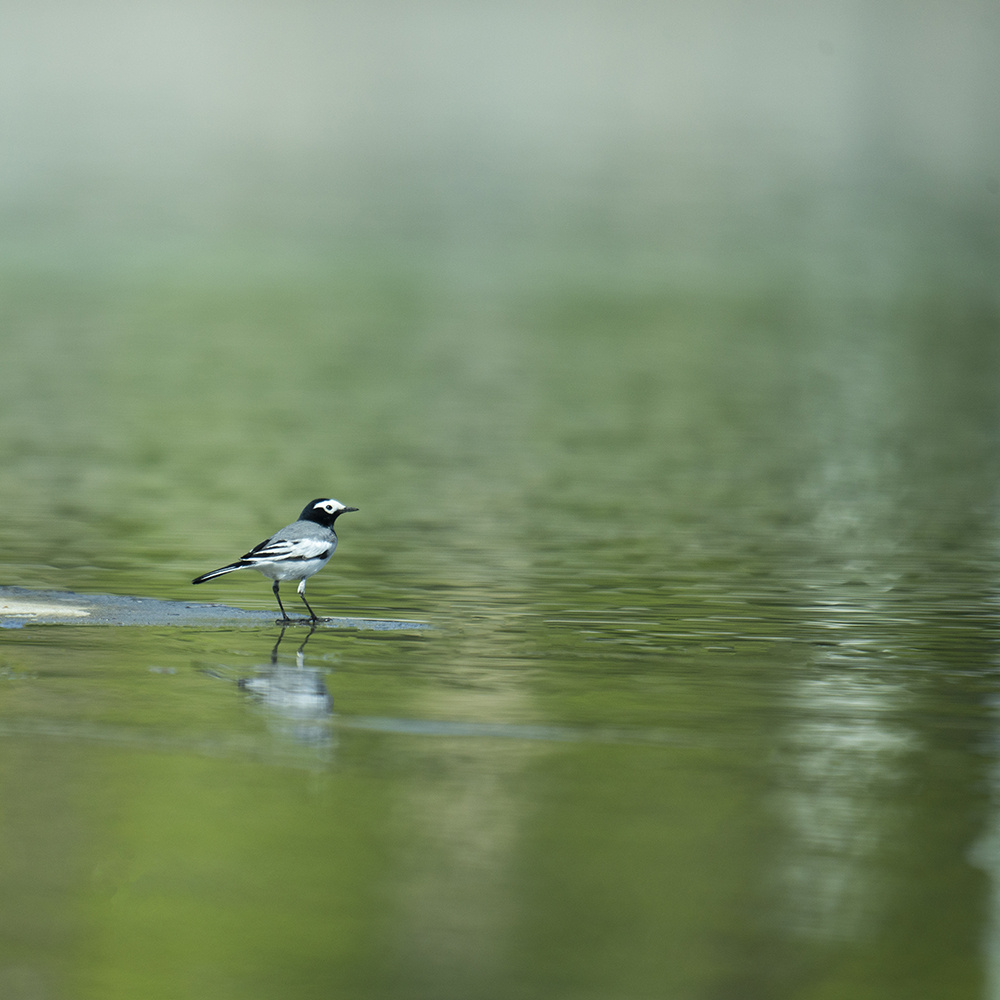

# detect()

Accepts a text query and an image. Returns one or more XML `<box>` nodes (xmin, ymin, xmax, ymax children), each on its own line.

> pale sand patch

<box><xmin>0</xmin><ymin>601</ymin><xmax>89</xmax><ymax>618</ymax></box>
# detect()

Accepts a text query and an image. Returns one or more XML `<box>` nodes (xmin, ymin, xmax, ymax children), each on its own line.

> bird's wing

<box><xmin>241</xmin><ymin>535</ymin><xmax>333</xmax><ymax>563</ymax></box>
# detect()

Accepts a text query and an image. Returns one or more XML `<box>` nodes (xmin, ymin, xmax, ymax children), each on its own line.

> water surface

<box><xmin>1</xmin><ymin>262</ymin><xmax>996</xmax><ymax>999</ymax></box>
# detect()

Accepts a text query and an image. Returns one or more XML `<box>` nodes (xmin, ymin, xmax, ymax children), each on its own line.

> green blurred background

<box><xmin>0</xmin><ymin>2</ymin><xmax>998</xmax><ymax>998</ymax></box>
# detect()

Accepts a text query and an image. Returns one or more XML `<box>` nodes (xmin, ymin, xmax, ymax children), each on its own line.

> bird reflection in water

<box><xmin>206</xmin><ymin>625</ymin><xmax>336</xmax><ymax>752</ymax></box>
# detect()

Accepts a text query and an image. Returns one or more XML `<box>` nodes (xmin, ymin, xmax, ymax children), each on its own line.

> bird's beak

<box><xmin>344</xmin><ymin>506</ymin><xmax>359</xmax><ymax>513</ymax></box>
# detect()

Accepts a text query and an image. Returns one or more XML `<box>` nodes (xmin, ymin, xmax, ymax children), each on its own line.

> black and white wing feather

<box><xmin>193</xmin><ymin>521</ymin><xmax>336</xmax><ymax>585</ymax></box>
<box><xmin>242</xmin><ymin>534</ymin><xmax>334</xmax><ymax>566</ymax></box>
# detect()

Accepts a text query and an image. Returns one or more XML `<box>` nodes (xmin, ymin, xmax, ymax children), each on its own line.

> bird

<box><xmin>192</xmin><ymin>498</ymin><xmax>359</xmax><ymax>623</ymax></box>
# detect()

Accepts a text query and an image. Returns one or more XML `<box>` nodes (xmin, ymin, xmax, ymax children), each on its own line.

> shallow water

<box><xmin>1</xmin><ymin>260</ymin><xmax>997</xmax><ymax>999</ymax></box>
<box><xmin>2</xmin><ymin>2</ymin><xmax>1000</xmax><ymax>997</ymax></box>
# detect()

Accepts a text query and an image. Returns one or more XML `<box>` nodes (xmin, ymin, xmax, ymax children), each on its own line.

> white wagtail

<box><xmin>192</xmin><ymin>498</ymin><xmax>359</xmax><ymax>622</ymax></box>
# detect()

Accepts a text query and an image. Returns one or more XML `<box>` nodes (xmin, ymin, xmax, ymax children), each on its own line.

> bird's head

<box><xmin>300</xmin><ymin>498</ymin><xmax>359</xmax><ymax>527</ymax></box>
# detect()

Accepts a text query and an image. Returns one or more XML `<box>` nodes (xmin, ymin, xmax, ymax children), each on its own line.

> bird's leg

<box><xmin>297</xmin><ymin>579</ymin><xmax>320</xmax><ymax>623</ymax></box>
<box><xmin>273</xmin><ymin>581</ymin><xmax>293</xmax><ymax>623</ymax></box>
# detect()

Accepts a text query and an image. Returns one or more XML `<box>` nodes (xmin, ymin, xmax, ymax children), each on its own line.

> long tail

<box><xmin>192</xmin><ymin>562</ymin><xmax>248</xmax><ymax>585</ymax></box>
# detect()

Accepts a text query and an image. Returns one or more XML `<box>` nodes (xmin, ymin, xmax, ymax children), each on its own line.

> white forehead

<box><xmin>314</xmin><ymin>499</ymin><xmax>346</xmax><ymax>511</ymax></box>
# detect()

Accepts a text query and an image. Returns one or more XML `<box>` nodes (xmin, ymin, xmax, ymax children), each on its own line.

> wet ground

<box><xmin>0</xmin><ymin>586</ymin><xmax>430</xmax><ymax>630</ymax></box>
